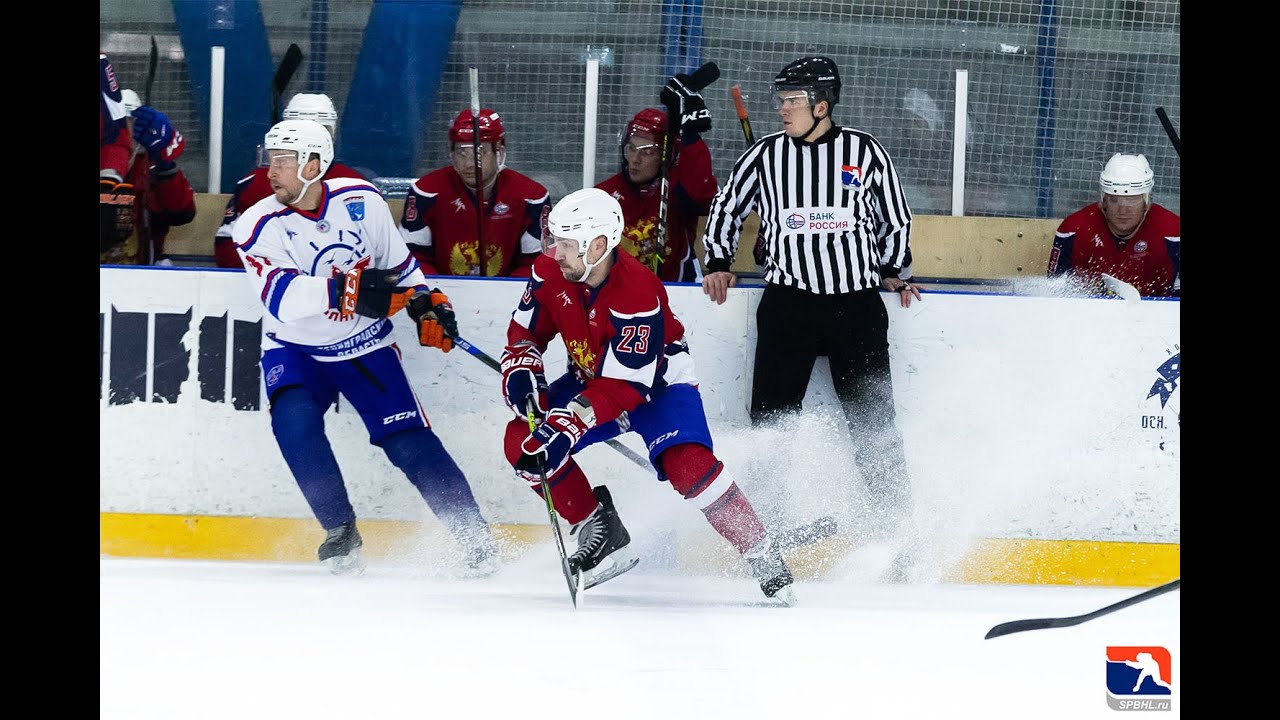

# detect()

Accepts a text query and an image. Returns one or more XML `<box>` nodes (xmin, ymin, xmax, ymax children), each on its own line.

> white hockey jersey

<box><xmin>233</xmin><ymin>177</ymin><xmax>428</xmax><ymax>360</ymax></box>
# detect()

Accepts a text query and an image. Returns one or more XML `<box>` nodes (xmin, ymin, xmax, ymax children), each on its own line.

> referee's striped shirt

<box><xmin>703</xmin><ymin>124</ymin><xmax>913</xmax><ymax>294</ymax></box>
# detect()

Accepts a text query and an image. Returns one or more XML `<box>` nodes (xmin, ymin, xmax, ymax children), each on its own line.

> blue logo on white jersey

<box><xmin>344</xmin><ymin>199</ymin><xmax>365</xmax><ymax>222</ymax></box>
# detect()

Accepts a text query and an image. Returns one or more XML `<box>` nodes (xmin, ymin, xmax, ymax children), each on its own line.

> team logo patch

<box><xmin>786</xmin><ymin>213</ymin><xmax>806</xmax><ymax>229</ymax></box>
<box><xmin>493</xmin><ymin>202</ymin><xmax>510</xmax><ymax>216</ymax></box>
<box><xmin>1105</xmin><ymin>646</ymin><xmax>1172</xmax><ymax>711</ymax></box>
<box><xmin>316</xmin><ymin>220</ymin><xmax>331</xmax><ymax>233</ymax></box>
<box><xmin>266</xmin><ymin>364</ymin><xmax>284</xmax><ymax>387</ymax></box>
<box><xmin>344</xmin><ymin>198</ymin><xmax>365</xmax><ymax>221</ymax></box>
<box><xmin>841</xmin><ymin>165</ymin><xmax>863</xmax><ymax>188</ymax></box>
<box><xmin>1133</xmin><ymin>240</ymin><xmax>1148</xmax><ymax>253</ymax></box>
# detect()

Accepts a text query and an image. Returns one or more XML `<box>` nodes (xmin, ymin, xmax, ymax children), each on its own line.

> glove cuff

<box><xmin>566</xmin><ymin>396</ymin><xmax>596</xmax><ymax>429</ymax></box>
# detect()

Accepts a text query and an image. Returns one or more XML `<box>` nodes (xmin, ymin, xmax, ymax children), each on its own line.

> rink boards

<box><xmin>99</xmin><ymin>267</ymin><xmax>1180</xmax><ymax>586</ymax></box>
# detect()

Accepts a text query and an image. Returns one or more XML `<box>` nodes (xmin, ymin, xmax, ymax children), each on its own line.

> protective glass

<box><xmin>770</xmin><ymin>89</ymin><xmax>813</xmax><ymax>109</ymax></box>
<box><xmin>623</xmin><ymin>141</ymin><xmax>661</xmax><ymax>160</ymax></box>
<box><xmin>260</xmin><ymin>150</ymin><xmax>300</xmax><ymax>169</ymax></box>
<box><xmin>541</xmin><ymin>232</ymin><xmax>581</xmax><ymax>258</ymax></box>
<box><xmin>1101</xmin><ymin>194</ymin><xmax>1147</xmax><ymax>209</ymax></box>
<box><xmin>451</xmin><ymin>144</ymin><xmax>496</xmax><ymax>161</ymax></box>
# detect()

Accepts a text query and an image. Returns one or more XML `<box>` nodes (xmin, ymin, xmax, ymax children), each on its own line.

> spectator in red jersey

<box><xmin>101</xmin><ymin>52</ymin><xmax>135</xmax><ymax>255</ymax></box>
<box><xmin>1047</xmin><ymin>153</ymin><xmax>1180</xmax><ymax>298</ymax></box>
<box><xmin>398</xmin><ymin>108</ymin><xmax>549</xmax><ymax>277</ymax></box>
<box><xmin>99</xmin><ymin>88</ymin><xmax>196</xmax><ymax>266</ymax></box>
<box><xmin>595</xmin><ymin>101</ymin><xmax>718</xmax><ymax>282</ymax></box>
<box><xmin>214</xmin><ymin>93</ymin><xmax>368</xmax><ymax>269</ymax></box>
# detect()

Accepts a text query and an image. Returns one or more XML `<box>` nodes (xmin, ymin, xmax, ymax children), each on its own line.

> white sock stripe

<box><xmin>689</xmin><ymin>468</ymin><xmax>737</xmax><ymax>510</ymax></box>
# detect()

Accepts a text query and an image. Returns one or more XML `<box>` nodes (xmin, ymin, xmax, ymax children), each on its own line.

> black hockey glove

<box><xmin>330</xmin><ymin>267</ymin><xmax>413</xmax><ymax>320</ymax></box>
<box><xmin>661</xmin><ymin>74</ymin><xmax>711</xmax><ymax>135</ymax></box>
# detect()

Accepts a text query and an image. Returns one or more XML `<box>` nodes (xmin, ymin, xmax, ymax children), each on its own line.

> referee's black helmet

<box><xmin>772</xmin><ymin>56</ymin><xmax>842</xmax><ymax>107</ymax></box>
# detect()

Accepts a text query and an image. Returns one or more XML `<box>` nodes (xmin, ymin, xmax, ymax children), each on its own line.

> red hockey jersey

<box><xmin>1048</xmin><ymin>202</ymin><xmax>1181</xmax><ymax>298</ymax></box>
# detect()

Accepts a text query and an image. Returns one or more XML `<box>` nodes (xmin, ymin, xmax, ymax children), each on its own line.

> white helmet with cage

<box><xmin>544</xmin><ymin>188</ymin><xmax>624</xmax><ymax>282</ymax></box>
<box><xmin>121</xmin><ymin>89</ymin><xmax>142</xmax><ymax>115</ymax></box>
<box><xmin>283</xmin><ymin>93</ymin><xmax>338</xmax><ymax>131</ymax></box>
<box><xmin>1099</xmin><ymin>153</ymin><xmax>1154</xmax><ymax>198</ymax></box>
<box><xmin>263</xmin><ymin>119</ymin><xmax>334</xmax><ymax>204</ymax></box>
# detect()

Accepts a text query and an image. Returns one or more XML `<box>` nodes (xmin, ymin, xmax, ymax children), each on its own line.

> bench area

<box><xmin>167</xmin><ymin>193</ymin><xmax>1060</xmax><ymax>282</ymax></box>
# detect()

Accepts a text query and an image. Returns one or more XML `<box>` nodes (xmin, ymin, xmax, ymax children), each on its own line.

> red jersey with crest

<box><xmin>399</xmin><ymin>166</ymin><xmax>549</xmax><ymax>278</ymax></box>
<box><xmin>596</xmin><ymin>135</ymin><xmax>717</xmax><ymax>283</ymax></box>
<box><xmin>1048</xmin><ymin>202</ymin><xmax>1181</xmax><ymax>297</ymax></box>
<box><xmin>215</xmin><ymin>162</ymin><xmax>367</xmax><ymax>268</ymax></box>
<box><xmin>100</xmin><ymin>53</ymin><xmax>131</xmax><ymax>182</ymax></box>
<box><xmin>507</xmin><ymin>252</ymin><xmax>699</xmax><ymax>426</ymax></box>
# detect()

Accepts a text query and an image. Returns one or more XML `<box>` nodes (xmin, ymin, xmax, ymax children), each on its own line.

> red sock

<box><xmin>542</xmin><ymin>462</ymin><xmax>597</xmax><ymax>525</ymax></box>
<box><xmin>662</xmin><ymin>444</ymin><xmax>767</xmax><ymax>554</ymax></box>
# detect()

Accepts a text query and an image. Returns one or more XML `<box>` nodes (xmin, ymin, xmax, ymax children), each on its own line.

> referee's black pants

<box><xmin>750</xmin><ymin>283</ymin><xmax>911</xmax><ymax>528</ymax></box>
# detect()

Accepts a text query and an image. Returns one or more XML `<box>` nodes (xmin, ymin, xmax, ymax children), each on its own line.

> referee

<box><xmin>701</xmin><ymin>56</ymin><xmax>919</xmax><ymax>541</ymax></box>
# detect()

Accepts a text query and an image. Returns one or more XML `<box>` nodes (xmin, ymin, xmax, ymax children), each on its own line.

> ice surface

<box><xmin>100</xmin><ymin>555</ymin><xmax>1180</xmax><ymax>720</ymax></box>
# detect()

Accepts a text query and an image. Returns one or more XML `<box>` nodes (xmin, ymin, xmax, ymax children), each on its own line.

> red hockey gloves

<box><xmin>406</xmin><ymin>289</ymin><xmax>457</xmax><ymax>353</ymax></box>
<box><xmin>661</xmin><ymin>73</ymin><xmax>711</xmax><ymax>135</ymax></box>
<box><xmin>99</xmin><ymin>179</ymin><xmax>136</xmax><ymax>252</ymax></box>
<box><xmin>501</xmin><ymin>342</ymin><xmax>548</xmax><ymax>420</ymax></box>
<box><xmin>330</xmin><ymin>267</ymin><xmax>413</xmax><ymax>320</ymax></box>
<box><xmin>516</xmin><ymin>406</ymin><xmax>591</xmax><ymax>477</ymax></box>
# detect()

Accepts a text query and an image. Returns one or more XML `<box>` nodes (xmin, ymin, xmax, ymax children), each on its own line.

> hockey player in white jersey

<box><xmin>233</xmin><ymin>119</ymin><xmax>498</xmax><ymax>576</ymax></box>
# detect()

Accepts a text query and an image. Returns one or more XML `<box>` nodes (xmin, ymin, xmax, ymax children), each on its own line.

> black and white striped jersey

<box><xmin>703</xmin><ymin>124</ymin><xmax>913</xmax><ymax>293</ymax></box>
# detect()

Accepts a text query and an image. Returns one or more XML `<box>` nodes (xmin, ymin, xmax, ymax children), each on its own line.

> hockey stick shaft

<box><xmin>469</xmin><ymin>68</ymin><xmax>486</xmax><ymax>273</ymax></box>
<box><xmin>449</xmin><ymin>335</ymin><xmax>654</xmax><ymax>470</ymax></box>
<box><xmin>144</xmin><ymin>36</ymin><xmax>159</xmax><ymax>106</ymax></box>
<box><xmin>984</xmin><ymin>578</ymin><xmax>1180</xmax><ymax>639</ymax></box>
<box><xmin>527</xmin><ymin>399</ymin><xmax>581</xmax><ymax>607</ymax></box>
<box><xmin>271</xmin><ymin>43</ymin><xmax>304</xmax><ymax>124</ymax></box>
<box><xmin>730</xmin><ymin>85</ymin><xmax>754</xmax><ymax>144</ymax></box>
<box><xmin>1154</xmin><ymin>107</ymin><xmax>1180</xmax><ymax>157</ymax></box>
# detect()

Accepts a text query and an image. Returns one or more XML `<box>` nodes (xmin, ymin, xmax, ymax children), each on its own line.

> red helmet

<box><xmin>449</xmin><ymin>108</ymin><xmax>505</xmax><ymax>145</ymax></box>
<box><xmin>623</xmin><ymin>108</ymin><xmax>668</xmax><ymax>143</ymax></box>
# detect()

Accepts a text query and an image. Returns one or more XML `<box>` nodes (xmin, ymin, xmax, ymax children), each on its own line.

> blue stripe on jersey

<box><xmin>240</xmin><ymin>206</ymin><xmax>295</xmax><ymax>252</ymax></box>
<box><xmin>263</xmin><ymin>268</ymin><xmax>300</xmax><ymax>320</ymax></box>
<box><xmin>329</xmin><ymin>183</ymin><xmax>381</xmax><ymax>198</ymax></box>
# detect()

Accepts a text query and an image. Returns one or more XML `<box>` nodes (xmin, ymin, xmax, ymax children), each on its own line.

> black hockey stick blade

<box><xmin>1154</xmin><ymin>107</ymin><xmax>1180</xmax><ymax>157</ymax></box>
<box><xmin>687</xmin><ymin>61</ymin><xmax>721</xmax><ymax>91</ymax></box>
<box><xmin>775</xmin><ymin>515</ymin><xmax>839</xmax><ymax>552</ymax></box>
<box><xmin>984</xmin><ymin>578</ymin><xmax>1180</xmax><ymax>639</ymax></box>
<box><xmin>144</xmin><ymin>36</ymin><xmax>159</xmax><ymax>106</ymax></box>
<box><xmin>271</xmin><ymin>43</ymin><xmax>304</xmax><ymax>123</ymax></box>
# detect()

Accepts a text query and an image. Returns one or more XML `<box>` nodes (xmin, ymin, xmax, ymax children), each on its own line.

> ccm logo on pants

<box><xmin>383</xmin><ymin>411</ymin><xmax>419</xmax><ymax>424</ymax></box>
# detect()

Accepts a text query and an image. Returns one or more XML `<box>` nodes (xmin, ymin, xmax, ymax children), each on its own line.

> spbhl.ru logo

<box><xmin>1106</xmin><ymin>646</ymin><xmax>1172</xmax><ymax>712</ymax></box>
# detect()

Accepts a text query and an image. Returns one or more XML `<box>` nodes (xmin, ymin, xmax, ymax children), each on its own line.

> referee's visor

<box><xmin>770</xmin><ymin>87</ymin><xmax>815</xmax><ymax>109</ymax></box>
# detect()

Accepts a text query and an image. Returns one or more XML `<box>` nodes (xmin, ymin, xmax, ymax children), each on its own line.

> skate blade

<box><xmin>768</xmin><ymin>585</ymin><xmax>797</xmax><ymax>607</ymax></box>
<box><xmin>325</xmin><ymin>549</ymin><xmax>366</xmax><ymax>576</ymax></box>
<box><xmin>582</xmin><ymin>547</ymin><xmax>640</xmax><ymax>591</ymax></box>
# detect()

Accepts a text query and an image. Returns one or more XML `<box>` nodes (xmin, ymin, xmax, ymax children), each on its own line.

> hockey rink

<box><xmin>100</xmin><ymin>554</ymin><xmax>1180</xmax><ymax>719</ymax></box>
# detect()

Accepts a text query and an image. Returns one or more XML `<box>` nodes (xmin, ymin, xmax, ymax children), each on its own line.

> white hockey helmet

<box><xmin>1099</xmin><ymin>153</ymin><xmax>1154</xmax><ymax>197</ymax></box>
<box><xmin>544</xmin><ymin>188</ymin><xmax>624</xmax><ymax>257</ymax></box>
<box><xmin>263</xmin><ymin>119</ymin><xmax>334</xmax><ymax>176</ymax></box>
<box><xmin>283</xmin><ymin>93</ymin><xmax>338</xmax><ymax>130</ymax></box>
<box><xmin>121</xmin><ymin>88</ymin><xmax>142</xmax><ymax>115</ymax></box>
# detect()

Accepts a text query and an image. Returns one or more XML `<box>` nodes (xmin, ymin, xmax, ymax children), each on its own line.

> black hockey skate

<box><xmin>318</xmin><ymin>521</ymin><xmax>365</xmax><ymax>576</ymax></box>
<box><xmin>568</xmin><ymin>485</ymin><xmax>639</xmax><ymax>590</ymax></box>
<box><xmin>745</xmin><ymin>538</ymin><xmax>796</xmax><ymax>606</ymax></box>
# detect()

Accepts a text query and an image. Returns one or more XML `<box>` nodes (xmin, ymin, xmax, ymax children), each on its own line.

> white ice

<box><xmin>101</xmin><ymin>553</ymin><xmax>1180</xmax><ymax>720</ymax></box>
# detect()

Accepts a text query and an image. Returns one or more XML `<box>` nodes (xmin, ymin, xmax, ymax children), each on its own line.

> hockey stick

<box><xmin>985</xmin><ymin>578</ymin><xmax>1180</xmax><ymax>639</ymax></box>
<box><xmin>469</xmin><ymin>68</ymin><xmax>486</xmax><ymax>275</ymax></box>
<box><xmin>270</xmin><ymin>43</ymin><xmax>304</xmax><ymax>124</ymax></box>
<box><xmin>144</xmin><ymin>36</ymin><xmax>159</xmax><ymax>106</ymax></box>
<box><xmin>448</xmin><ymin>334</ymin><xmax>654</xmax><ymax>469</ymax></box>
<box><xmin>526</xmin><ymin>398</ymin><xmax>584</xmax><ymax>607</ymax></box>
<box><xmin>1154</xmin><ymin>107</ymin><xmax>1180</xmax><ymax>157</ymax></box>
<box><xmin>654</xmin><ymin>61</ymin><xmax>721</xmax><ymax>270</ymax></box>
<box><xmin>730</xmin><ymin>84</ymin><xmax>769</xmax><ymax>269</ymax></box>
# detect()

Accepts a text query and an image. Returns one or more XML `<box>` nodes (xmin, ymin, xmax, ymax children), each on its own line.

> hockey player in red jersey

<box><xmin>499</xmin><ymin>188</ymin><xmax>795</xmax><ymax>603</ymax></box>
<box><xmin>101</xmin><ymin>52</ymin><xmax>135</xmax><ymax>254</ymax></box>
<box><xmin>1047</xmin><ymin>153</ymin><xmax>1180</xmax><ymax>298</ymax></box>
<box><xmin>596</xmin><ymin>105</ymin><xmax>717</xmax><ymax>282</ymax></box>
<box><xmin>214</xmin><ymin>93</ymin><xmax>367</xmax><ymax>269</ymax></box>
<box><xmin>398</xmin><ymin>108</ymin><xmax>549</xmax><ymax>277</ymax></box>
<box><xmin>100</xmin><ymin>89</ymin><xmax>196</xmax><ymax>266</ymax></box>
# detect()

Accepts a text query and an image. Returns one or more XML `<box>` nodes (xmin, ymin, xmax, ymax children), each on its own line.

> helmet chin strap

<box><xmin>575</xmin><ymin>244</ymin><xmax>610</xmax><ymax>283</ymax></box>
<box><xmin>290</xmin><ymin>163</ymin><xmax>321</xmax><ymax>206</ymax></box>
